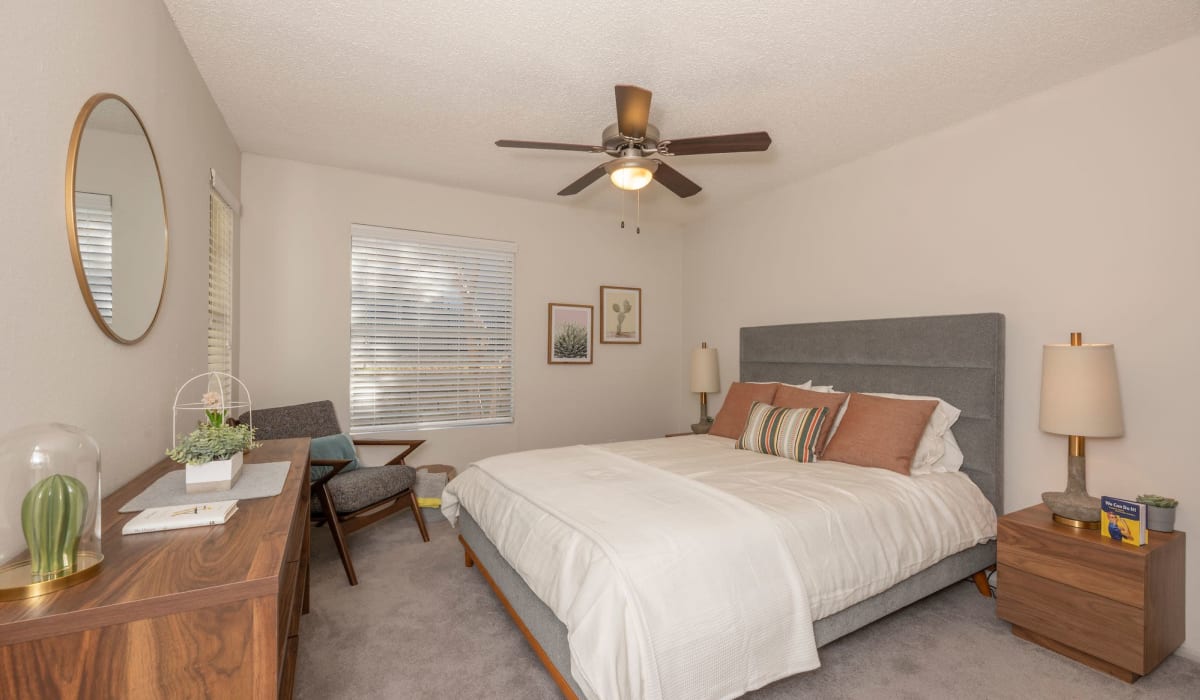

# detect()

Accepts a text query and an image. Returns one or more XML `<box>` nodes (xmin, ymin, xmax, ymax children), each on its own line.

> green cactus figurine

<box><xmin>21</xmin><ymin>474</ymin><xmax>89</xmax><ymax>582</ymax></box>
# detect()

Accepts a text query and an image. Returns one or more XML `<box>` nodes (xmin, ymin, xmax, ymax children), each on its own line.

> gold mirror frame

<box><xmin>65</xmin><ymin>93</ymin><xmax>169</xmax><ymax>344</ymax></box>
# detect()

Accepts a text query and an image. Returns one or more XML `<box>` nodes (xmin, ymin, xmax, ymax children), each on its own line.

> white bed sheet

<box><xmin>443</xmin><ymin>434</ymin><xmax>997</xmax><ymax>699</ymax></box>
<box><xmin>444</xmin><ymin>443</ymin><xmax>820</xmax><ymax>700</ymax></box>
<box><xmin>601</xmin><ymin>434</ymin><xmax>998</xmax><ymax>620</ymax></box>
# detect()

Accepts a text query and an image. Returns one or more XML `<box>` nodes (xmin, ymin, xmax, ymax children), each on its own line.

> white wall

<box><xmin>680</xmin><ymin>36</ymin><xmax>1200</xmax><ymax>658</ymax></box>
<box><xmin>238</xmin><ymin>154</ymin><xmax>685</xmax><ymax>468</ymax></box>
<box><xmin>0</xmin><ymin>0</ymin><xmax>241</xmax><ymax>494</ymax></box>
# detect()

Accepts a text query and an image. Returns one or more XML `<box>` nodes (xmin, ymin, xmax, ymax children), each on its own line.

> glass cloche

<box><xmin>0</xmin><ymin>423</ymin><xmax>103</xmax><ymax>600</ymax></box>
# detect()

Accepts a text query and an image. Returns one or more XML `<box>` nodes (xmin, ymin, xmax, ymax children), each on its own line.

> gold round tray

<box><xmin>0</xmin><ymin>551</ymin><xmax>104</xmax><ymax>602</ymax></box>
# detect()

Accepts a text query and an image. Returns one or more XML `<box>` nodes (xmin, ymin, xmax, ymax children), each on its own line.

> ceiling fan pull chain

<box><xmin>636</xmin><ymin>190</ymin><xmax>641</xmax><ymax>234</ymax></box>
<box><xmin>620</xmin><ymin>187</ymin><xmax>626</xmax><ymax>228</ymax></box>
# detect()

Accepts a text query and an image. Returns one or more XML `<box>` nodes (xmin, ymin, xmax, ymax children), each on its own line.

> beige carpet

<box><xmin>295</xmin><ymin>516</ymin><xmax>1200</xmax><ymax>699</ymax></box>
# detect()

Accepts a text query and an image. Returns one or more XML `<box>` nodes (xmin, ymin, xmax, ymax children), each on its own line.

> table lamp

<box><xmin>690</xmin><ymin>342</ymin><xmax>720</xmax><ymax>434</ymax></box>
<box><xmin>1039</xmin><ymin>332</ymin><xmax>1124</xmax><ymax>528</ymax></box>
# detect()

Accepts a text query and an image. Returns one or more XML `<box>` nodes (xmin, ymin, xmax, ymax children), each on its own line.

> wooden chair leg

<box><xmin>971</xmin><ymin>569</ymin><xmax>992</xmax><ymax>598</ymax></box>
<box><xmin>409</xmin><ymin>490</ymin><xmax>430</xmax><ymax>542</ymax></box>
<box><xmin>317</xmin><ymin>484</ymin><xmax>358</xmax><ymax>586</ymax></box>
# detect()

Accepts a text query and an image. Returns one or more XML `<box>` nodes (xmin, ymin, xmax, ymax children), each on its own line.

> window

<box><xmin>74</xmin><ymin>192</ymin><xmax>113</xmax><ymax>322</ymax></box>
<box><xmin>208</xmin><ymin>184</ymin><xmax>234</xmax><ymax>403</ymax></box>
<box><xmin>350</xmin><ymin>224</ymin><xmax>515</xmax><ymax>432</ymax></box>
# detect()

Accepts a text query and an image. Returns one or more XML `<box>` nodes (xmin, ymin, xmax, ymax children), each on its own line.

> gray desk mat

<box><xmin>119</xmin><ymin>461</ymin><xmax>293</xmax><ymax>512</ymax></box>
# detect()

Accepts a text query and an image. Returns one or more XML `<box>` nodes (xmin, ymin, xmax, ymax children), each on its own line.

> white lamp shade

<box><xmin>690</xmin><ymin>347</ymin><xmax>720</xmax><ymax>393</ymax></box>
<box><xmin>1039</xmin><ymin>343</ymin><xmax>1124</xmax><ymax>437</ymax></box>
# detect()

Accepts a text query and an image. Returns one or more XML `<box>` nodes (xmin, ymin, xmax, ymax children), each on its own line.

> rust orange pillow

<box><xmin>821</xmin><ymin>393</ymin><xmax>937</xmax><ymax>475</ymax></box>
<box><xmin>709</xmin><ymin>382</ymin><xmax>779</xmax><ymax>439</ymax></box>
<box><xmin>772</xmin><ymin>385</ymin><xmax>849</xmax><ymax>455</ymax></box>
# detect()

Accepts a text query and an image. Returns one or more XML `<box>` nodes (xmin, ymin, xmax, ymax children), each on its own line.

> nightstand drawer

<box><xmin>998</xmin><ymin>566</ymin><xmax>1145</xmax><ymax>673</ymax></box>
<box><xmin>998</xmin><ymin>517</ymin><xmax>1143</xmax><ymax>607</ymax></box>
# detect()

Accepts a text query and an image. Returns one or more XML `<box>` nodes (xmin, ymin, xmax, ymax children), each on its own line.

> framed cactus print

<box><xmin>600</xmin><ymin>286</ymin><xmax>641</xmax><ymax>344</ymax></box>
<box><xmin>548</xmin><ymin>303</ymin><xmax>594</xmax><ymax>364</ymax></box>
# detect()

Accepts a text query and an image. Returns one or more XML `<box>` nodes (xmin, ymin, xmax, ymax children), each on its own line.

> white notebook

<box><xmin>122</xmin><ymin>500</ymin><xmax>239</xmax><ymax>535</ymax></box>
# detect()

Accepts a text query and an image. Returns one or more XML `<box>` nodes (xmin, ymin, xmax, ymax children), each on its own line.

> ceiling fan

<box><xmin>495</xmin><ymin>85</ymin><xmax>772</xmax><ymax>199</ymax></box>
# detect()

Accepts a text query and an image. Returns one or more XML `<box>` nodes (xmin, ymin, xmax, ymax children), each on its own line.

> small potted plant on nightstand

<box><xmin>1136</xmin><ymin>494</ymin><xmax>1178</xmax><ymax>533</ymax></box>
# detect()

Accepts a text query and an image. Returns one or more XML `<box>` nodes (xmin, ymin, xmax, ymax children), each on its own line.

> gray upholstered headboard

<box><xmin>740</xmin><ymin>313</ymin><xmax>1004</xmax><ymax>513</ymax></box>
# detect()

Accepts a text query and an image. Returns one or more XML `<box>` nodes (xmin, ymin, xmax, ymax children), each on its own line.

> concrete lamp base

<box><xmin>1042</xmin><ymin>454</ymin><xmax>1100</xmax><ymax>528</ymax></box>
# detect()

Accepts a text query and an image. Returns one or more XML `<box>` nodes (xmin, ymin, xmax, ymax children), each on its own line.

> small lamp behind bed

<box><xmin>690</xmin><ymin>342</ymin><xmax>720</xmax><ymax>434</ymax></box>
<box><xmin>1039</xmin><ymin>332</ymin><xmax>1124</xmax><ymax>529</ymax></box>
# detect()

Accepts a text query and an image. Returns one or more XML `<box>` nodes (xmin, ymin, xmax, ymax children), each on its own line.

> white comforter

<box><xmin>442</xmin><ymin>435</ymin><xmax>997</xmax><ymax>700</ymax></box>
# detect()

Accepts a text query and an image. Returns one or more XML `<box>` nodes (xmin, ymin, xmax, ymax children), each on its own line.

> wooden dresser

<box><xmin>0</xmin><ymin>438</ymin><xmax>311</xmax><ymax>699</ymax></box>
<box><xmin>996</xmin><ymin>503</ymin><xmax>1186</xmax><ymax>682</ymax></box>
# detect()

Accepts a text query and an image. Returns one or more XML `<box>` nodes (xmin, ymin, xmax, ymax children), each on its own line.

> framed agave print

<box><xmin>548</xmin><ymin>303</ymin><xmax>593</xmax><ymax>364</ymax></box>
<box><xmin>600</xmin><ymin>286</ymin><xmax>641</xmax><ymax>344</ymax></box>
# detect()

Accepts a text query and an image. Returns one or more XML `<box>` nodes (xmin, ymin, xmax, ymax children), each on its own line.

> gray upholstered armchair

<box><xmin>238</xmin><ymin>400</ymin><xmax>429</xmax><ymax>585</ymax></box>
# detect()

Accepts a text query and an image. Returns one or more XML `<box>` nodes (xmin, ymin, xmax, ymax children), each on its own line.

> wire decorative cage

<box><xmin>171</xmin><ymin>372</ymin><xmax>253</xmax><ymax>447</ymax></box>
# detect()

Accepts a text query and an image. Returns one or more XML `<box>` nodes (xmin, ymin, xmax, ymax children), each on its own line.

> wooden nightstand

<box><xmin>996</xmin><ymin>504</ymin><xmax>1186</xmax><ymax>682</ymax></box>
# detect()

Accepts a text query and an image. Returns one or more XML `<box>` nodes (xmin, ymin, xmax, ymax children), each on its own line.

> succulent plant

<box><xmin>1136</xmin><ymin>494</ymin><xmax>1178</xmax><ymax>509</ymax></box>
<box><xmin>167</xmin><ymin>423</ymin><xmax>258</xmax><ymax>465</ymax></box>
<box><xmin>21</xmin><ymin>474</ymin><xmax>88</xmax><ymax>581</ymax></box>
<box><xmin>553</xmin><ymin>322</ymin><xmax>589</xmax><ymax>359</ymax></box>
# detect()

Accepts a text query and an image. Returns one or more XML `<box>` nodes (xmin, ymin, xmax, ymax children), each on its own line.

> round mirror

<box><xmin>66</xmin><ymin>94</ymin><xmax>168</xmax><ymax>344</ymax></box>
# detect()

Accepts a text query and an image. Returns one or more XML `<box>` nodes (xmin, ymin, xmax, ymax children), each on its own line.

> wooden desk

<box><xmin>0</xmin><ymin>438</ymin><xmax>312</xmax><ymax>699</ymax></box>
<box><xmin>996</xmin><ymin>503</ymin><xmax>1186</xmax><ymax>682</ymax></box>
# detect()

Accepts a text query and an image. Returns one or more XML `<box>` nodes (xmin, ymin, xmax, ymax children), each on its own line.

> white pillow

<box><xmin>747</xmin><ymin>380</ymin><xmax>813</xmax><ymax>390</ymax></box>
<box><xmin>827</xmin><ymin>391</ymin><xmax>962</xmax><ymax>474</ymax></box>
<box><xmin>922</xmin><ymin>427</ymin><xmax>965</xmax><ymax>474</ymax></box>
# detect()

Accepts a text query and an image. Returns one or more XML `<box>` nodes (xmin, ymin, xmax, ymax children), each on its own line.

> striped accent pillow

<box><xmin>736</xmin><ymin>401</ymin><xmax>829</xmax><ymax>463</ymax></box>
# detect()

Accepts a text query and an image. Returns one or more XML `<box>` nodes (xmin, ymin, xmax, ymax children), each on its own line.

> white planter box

<box><xmin>185</xmin><ymin>451</ymin><xmax>244</xmax><ymax>494</ymax></box>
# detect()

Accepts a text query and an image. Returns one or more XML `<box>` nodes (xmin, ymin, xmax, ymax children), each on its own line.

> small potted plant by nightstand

<box><xmin>1137</xmin><ymin>494</ymin><xmax>1178</xmax><ymax>532</ymax></box>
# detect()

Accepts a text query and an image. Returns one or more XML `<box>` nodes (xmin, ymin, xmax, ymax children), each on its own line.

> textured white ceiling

<box><xmin>163</xmin><ymin>1</ymin><xmax>1200</xmax><ymax>223</ymax></box>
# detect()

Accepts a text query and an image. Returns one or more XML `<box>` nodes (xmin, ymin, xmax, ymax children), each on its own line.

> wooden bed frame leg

<box><xmin>458</xmin><ymin>535</ymin><xmax>578</xmax><ymax>700</ymax></box>
<box><xmin>971</xmin><ymin>568</ymin><xmax>993</xmax><ymax>597</ymax></box>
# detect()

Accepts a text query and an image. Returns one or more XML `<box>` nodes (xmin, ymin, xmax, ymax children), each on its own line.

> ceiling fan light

<box><xmin>606</xmin><ymin>157</ymin><xmax>659</xmax><ymax>191</ymax></box>
<box><xmin>610</xmin><ymin>166</ymin><xmax>653</xmax><ymax>191</ymax></box>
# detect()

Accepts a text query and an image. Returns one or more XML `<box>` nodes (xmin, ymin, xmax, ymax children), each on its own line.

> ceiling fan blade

<box><xmin>557</xmin><ymin>165</ymin><xmax>608</xmax><ymax>196</ymax></box>
<box><xmin>496</xmin><ymin>139</ymin><xmax>606</xmax><ymax>153</ymax></box>
<box><xmin>658</xmin><ymin>131</ymin><xmax>772</xmax><ymax>156</ymax></box>
<box><xmin>653</xmin><ymin>161</ymin><xmax>702</xmax><ymax>198</ymax></box>
<box><xmin>615</xmin><ymin>85</ymin><xmax>652</xmax><ymax>139</ymax></box>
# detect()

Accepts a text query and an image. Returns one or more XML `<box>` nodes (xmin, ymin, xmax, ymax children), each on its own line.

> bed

<box><xmin>446</xmin><ymin>312</ymin><xmax>1005</xmax><ymax>699</ymax></box>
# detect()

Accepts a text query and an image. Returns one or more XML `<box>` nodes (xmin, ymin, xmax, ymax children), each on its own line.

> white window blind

<box><xmin>208</xmin><ymin>188</ymin><xmax>234</xmax><ymax>403</ymax></box>
<box><xmin>350</xmin><ymin>225</ymin><xmax>515</xmax><ymax>432</ymax></box>
<box><xmin>74</xmin><ymin>192</ymin><xmax>113</xmax><ymax>322</ymax></box>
